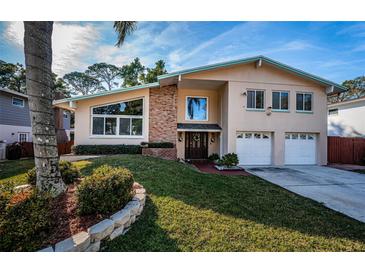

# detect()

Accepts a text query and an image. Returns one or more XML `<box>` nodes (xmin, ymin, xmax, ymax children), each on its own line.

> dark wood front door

<box><xmin>185</xmin><ymin>132</ymin><xmax>208</xmax><ymax>159</ymax></box>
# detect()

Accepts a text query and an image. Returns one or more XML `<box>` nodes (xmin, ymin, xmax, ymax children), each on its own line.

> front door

<box><xmin>185</xmin><ymin>132</ymin><xmax>208</xmax><ymax>159</ymax></box>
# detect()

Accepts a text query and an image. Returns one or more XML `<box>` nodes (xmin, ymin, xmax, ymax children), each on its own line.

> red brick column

<box><xmin>149</xmin><ymin>85</ymin><xmax>177</xmax><ymax>144</ymax></box>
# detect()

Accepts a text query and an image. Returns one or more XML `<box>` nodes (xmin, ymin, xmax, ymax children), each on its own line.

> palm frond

<box><xmin>113</xmin><ymin>21</ymin><xmax>137</xmax><ymax>47</ymax></box>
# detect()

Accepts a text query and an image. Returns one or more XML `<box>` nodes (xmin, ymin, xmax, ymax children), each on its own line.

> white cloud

<box><xmin>3</xmin><ymin>21</ymin><xmax>101</xmax><ymax>76</ymax></box>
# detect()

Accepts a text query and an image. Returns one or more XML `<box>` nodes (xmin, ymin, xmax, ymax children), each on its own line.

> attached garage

<box><xmin>236</xmin><ymin>132</ymin><xmax>272</xmax><ymax>165</ymax></box>
<box><xmin>284</xmin><ymin>133</ymin><xmax>317</xmax><ymax>165</ymax></box>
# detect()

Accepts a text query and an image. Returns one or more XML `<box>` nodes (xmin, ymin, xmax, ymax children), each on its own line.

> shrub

<box><xmin>6</xmin><ymin>142</ymin><xmax>22</xmax><ymax>160</ymax></box>
<box><xmin>219</xmin><ymin>153</ymin><xmax>239</xmax><ymax>167</ymax></box>
<box><xmin>26</xmin><ymin>160</ymin><xmax>80</xmax><ymax>185</ymax></box>
<box><xmin>208</xmin><ymin>153</ymin><xmax>220</xmax><ymax>162</ymax></box>
<box><xmin>77</xmin><ymin>165</ymin><xmax>134</xmax><ymax>215</ymax></box>
<box><xmin>0</xmin><ymin>190</ymin><xmax>52</xmax><ymax>251</ymax></box>
<box><xmin>0</xmin><ymin>181</ymin><xmax>15</xmax><ymax>212</ymax></box>
<box><xmin>72</xmin><ymin>145</ymin><xmax>141</xmax><ymax>155</ymax></box>
<box><xmin>140</xmin><ymin>142</ymin><xmax>174</xmax><ymax>148</ymax></box>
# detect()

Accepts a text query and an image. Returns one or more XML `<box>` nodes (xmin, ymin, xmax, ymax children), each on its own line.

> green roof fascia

<box><xmin>54</xmin><ymin>82</ymin><xmax>159</xmax><ymax>104</ymax></box>
<box><xmin>158</xmin><ymin>55</ymin><xmax>346</xmax><ymax>91</ymax></box>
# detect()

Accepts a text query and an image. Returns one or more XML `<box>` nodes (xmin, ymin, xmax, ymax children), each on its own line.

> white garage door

<box><xmin>285</xmin><ymin>133</ymin><xmax>316</xmax><ymax>165</ymax></box>
<box><xmin>236</xmin><ymin>132</ymin><xmax>272</xmax><ymax>165</ymax></box>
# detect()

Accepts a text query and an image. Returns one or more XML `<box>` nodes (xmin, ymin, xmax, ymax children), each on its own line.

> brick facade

<box><xmin>149</xmin><ymin>85</ymin><xmax>177</xmax><ymax>144</ymax></box>
<box><xmin>142</xmin><ymin>147</ymin><xmax>177</xmax><ymax>160</ymax></box>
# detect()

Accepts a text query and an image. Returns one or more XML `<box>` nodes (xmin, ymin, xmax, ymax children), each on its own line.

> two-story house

<box><xmin>54</xmin><ymin>56</ymin><xmax>345</xmax><ymax>165</ymax></box>
<box><xmin>0</xmin><ymin>88</ymin><xmax>72</xmax><ymax>144</ymax></box>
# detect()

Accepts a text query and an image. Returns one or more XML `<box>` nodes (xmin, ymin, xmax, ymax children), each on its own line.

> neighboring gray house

<box><xmin>0</xmin><ymin>88</ymin><xmax>72</xmax><ymax>144</ymax></box>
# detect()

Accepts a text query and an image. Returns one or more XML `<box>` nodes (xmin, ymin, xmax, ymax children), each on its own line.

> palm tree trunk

<box><xmin>24</xmin><ymin>21</ymin><xmax>66</xmax><ymax>196</ymax></box>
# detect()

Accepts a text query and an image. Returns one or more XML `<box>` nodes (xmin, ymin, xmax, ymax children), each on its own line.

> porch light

<box><xmin>210</xmin><ymin>133</ymin><xmax>215</xmax><ymax>143</ymax></box>
<box><xmin>178</xmin><ymin>132</ymin><xmax>183</xmax><ymax>142</ymax></box>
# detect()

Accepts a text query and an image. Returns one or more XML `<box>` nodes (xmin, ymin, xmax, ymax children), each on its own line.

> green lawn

<box><xmin>1</xmin><ymin>155</ymin><xmax>365</xmax><ymax>251</ymax></box>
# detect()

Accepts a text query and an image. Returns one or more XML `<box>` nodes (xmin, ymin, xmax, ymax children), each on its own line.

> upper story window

<box><xmin>296</xmin><ymin>92</ymin><xmax>312</xmax><ymax>112</ymax></box>
<box><xmin>63</xmin><ymin>111</ymin><xmax>68</xmax><ymax>118</ymax></box>
<box><xmin>12</xmin><ymin>97</ymin><xmax>24</xmax><ymax>107</ymax></box>
<box><xmin>247</xmin><ymin>90</ymin><xmax>264</xmax><ymax>110</ymax></box>
<box><xmin>18</xmin><ymin>132</ymin><xmax>28</xmax><ymax>142</ymax></box>
<box><xmin>91</xmin><ymin>98</ymin><xmax>143</xmax><ymax>137</ymax></box>
<box><xmin>186</xmin><ymin>96</ymin><xmax>208</xmax><ymax>121</ymax></box>
<box><xmin>328</xmin><ymin>108</ymin><xmax>338</xmax><ymax>116</ymax></box>
<box><xmin>272</xmin><ymin>91</ymin><xmax>289</xmax><ymax>110</ymax></box>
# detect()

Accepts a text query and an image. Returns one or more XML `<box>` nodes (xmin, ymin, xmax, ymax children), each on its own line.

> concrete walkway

<box><xmin>245</xmin><ymin>166</ymin><xmax>365</xmax><ymax>223</ymax></box>
<box><xmin>60</xmin><ymin>154</ymin><xmax>102</xmax><ymax>162</ymax></box>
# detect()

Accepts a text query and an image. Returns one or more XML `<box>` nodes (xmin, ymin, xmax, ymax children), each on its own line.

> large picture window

<box><xmin>272</xmin><ymin>91</ymin><xmax>289</xmax><ymax>110</ymax></box>
<box><xmin>186</xmin><ymin>96</ymin><xmax>208</xmax><ymax>121</ymax></box>
<box><xmin>296</xmin><ymin>92</ymin><xmax>312</xmax><ymax>112</ymax></box>
<box><xmin>247</xmin><ymin>90</ymin><xmax>264</xmax><ymax>109</ymax></box>
<box><xmin>91</xmin><ymin>98</ymin><xmax>143</xmax><ymax>137</ymax></box>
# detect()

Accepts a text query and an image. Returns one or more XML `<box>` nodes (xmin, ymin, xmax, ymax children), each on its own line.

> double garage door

<box><xmin>236</xmin><ymin>132</ymin><xmax>316</xmax><ymax>165</ymax></box>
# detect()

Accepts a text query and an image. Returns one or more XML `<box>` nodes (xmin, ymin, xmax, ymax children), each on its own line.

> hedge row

<box><xmin>72</xmin><ymin>145</ymin><xmax>142</xmax><ymax>155</ymax></box>
<box><xmin>140</xmin><ymin>142</ymin><xmax>174</xmax><ymax>148</ymax></box>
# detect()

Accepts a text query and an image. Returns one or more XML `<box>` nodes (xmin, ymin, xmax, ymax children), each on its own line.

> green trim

<box><xmin>246</xmin><ymin>108</ymin><xmax>265</xmax><ymax>112</ymax></box>
<box><xmin>158</xmin><ymin>55</ymin><xmax>346</xmax><ymax>91</ymax></box>
<box><xmin>272</xmin><ymin>109</ymin><xmax>290</xmax><ymax>113</ymax></box>
<box><xmin>54</xmin><ymin>82</ymin><xmax>159</xmax><ymax>104</ymax></box>
<box><xmin>296</xmin><ymin>110</ymin><xmax>313</xmax><ymax>114</ymax></box>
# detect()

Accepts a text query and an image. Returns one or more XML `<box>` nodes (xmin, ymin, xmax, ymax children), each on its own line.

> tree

<box><xmin>141</xmin><ymin>60</ymin><xmax>167</xmax><ymax>83</ymax></box>
<box><xmin>113</xmin><ymin>21</ymin><xmax>137</xmax><ymax>47</ymax></box>
<box><xmin>24</xmin><ymin>21</ymin><xmax>66</xmax><ymax>195</ymax></box>
<box><xmin>22</xmin><ymin>21</ymin><xmax>135</xmax><ymax>195</ymax></box>
<box><xmin>86</xmin><ymin>63</ymin><xmax>122</xmax><ymax>90</ymax></box>
<box><xmin>63</xmin><ymin>71</ymin><xmax>105</xmax><ymax>96</ymax></box>
<box><xmin>0</xmin><ymin>61</ymin><xmax>26</xmax><ymax>93</ymax></box>
<box><xmin>328</xmin><ymin>76</ymin><xmax>365</xmax><ymax>103</ymax></box>
<box><xmin>120</xmin><ymin>58</ymin><xmax>145</xmax><ymax>87</ymax></box>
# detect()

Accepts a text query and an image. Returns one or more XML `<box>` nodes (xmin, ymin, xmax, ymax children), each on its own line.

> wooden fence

<box><xmin>20</xmin><ymin>140</ymin><xmax>74</xmax><ymax>157</ymax></box>
<box><xmin>328</xmin><ymin>136</ymin><xmax>365</xmax><ymax>164</ymax></box>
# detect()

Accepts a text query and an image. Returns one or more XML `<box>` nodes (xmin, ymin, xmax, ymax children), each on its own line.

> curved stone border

<box><xmin>38</xmin><ymin>183</ymin><xmax>146</xmax><ymax>252</ymax></box>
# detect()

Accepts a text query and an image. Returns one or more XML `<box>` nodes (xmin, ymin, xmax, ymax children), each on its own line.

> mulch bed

<box><xmin>44</xmin><ymin>183</ymin><xmax>106</xmax><ymax>247</ymax></box>
<box><xmin>41</xmin><ymin>182</ymin><xmax>141</xmax><ymax>247</ymax></box>
<box><xmin>193</xmin><ymin>162</ymin><xmax>251</xmax><ymax>176</ymax></box>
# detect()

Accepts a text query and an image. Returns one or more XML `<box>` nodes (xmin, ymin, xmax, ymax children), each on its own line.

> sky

<box><xmin>0</xmin><ymin>21</ymin><xmax>365</xmax><ymax>83</ymax></box>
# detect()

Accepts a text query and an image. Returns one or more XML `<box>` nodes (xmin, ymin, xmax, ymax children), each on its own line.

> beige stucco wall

<box><xmin>72</xmin><ymin>88</ymin><xmax>149</xmax><ymax>146</ymax></box>
<box><xmin>183</xmin><ymin>62</ymin><xmax>328</xmax><ymax>165</ymax></box>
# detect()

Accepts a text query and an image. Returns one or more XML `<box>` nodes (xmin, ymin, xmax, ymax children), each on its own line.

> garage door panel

<box><xmin>285</xmin><ymin>133</ymin><xmax>316</xmax><ymax>165</ymax></box>
<box><xmin>236</xmin><ymin>132</ymin><xmax>272</xmax><ymax>165</ymax></box>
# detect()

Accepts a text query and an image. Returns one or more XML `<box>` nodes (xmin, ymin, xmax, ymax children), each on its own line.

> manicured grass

<box><xmin>1</xmin><ymin>155</ymin><xmax>365</xmax><ymax>251</ymax></box>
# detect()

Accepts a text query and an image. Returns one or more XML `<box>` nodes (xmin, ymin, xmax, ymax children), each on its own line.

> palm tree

<box><xmin>24</xmin><ymin>22</ymin><xmax>65</xmax><ymax>195</ymax></box>
<box><xmin>23</xmin><ymin>21</ymin><xmax>136</xmax><ymax>196</ymax></box>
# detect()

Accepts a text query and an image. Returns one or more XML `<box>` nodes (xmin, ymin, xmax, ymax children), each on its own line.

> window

<box><xmin>18</xmin><ymin>133</ymin><xmax>28</xmax><ymax>142</ymax></box>
<box><xmin>245</xmin><ymin>133</ymin><xmax>252</xmax><ymax>139</ymax></box>
<box><xmin>63</xmin><ymin>111</ymin><xmax>68</xmax><ymax>118</ymax></box>
<box><xmin>91</xmin><ymin>98</ymin><xmax>143</xmax><ymax>137</ymax></box>
<box><xmin>186</xmin><ymin>97</ymin><xmax>208</xmax><ymax>121</ymax></box>
<box><xmin>247</xmin><ymin>90</ymin><xmax>264</xmax><ymax>109</ymax></box>
<box><xmin>272</xmin><ymin>91</ymin><xmax>289</xmax><ymax>110</ymax></box>
<box><xmin>296</xmin><ymin>92</ymin><xmax>312</xmax><ymax>112</ymax></box>
<box><xmin>12</xmin><ymin>97</ymin><xmax>24</xmax><ymax>107</ymax></box>
<box><xmin>328</xmin><ymin>109</ymin><xmax>338</xmax><ymax>116</ymax></box>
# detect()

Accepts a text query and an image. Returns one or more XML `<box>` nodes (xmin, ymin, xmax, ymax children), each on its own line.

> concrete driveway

<box><xmin>245</xmin><ymin>166</ymin><xmax>365</xmax><ymax>223</ymax></box>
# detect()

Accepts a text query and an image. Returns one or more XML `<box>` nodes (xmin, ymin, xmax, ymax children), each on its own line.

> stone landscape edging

<box><xmin>38</xmin><ymin>184</ymin><xmax>146</xmax><ymax>252</ymax></box>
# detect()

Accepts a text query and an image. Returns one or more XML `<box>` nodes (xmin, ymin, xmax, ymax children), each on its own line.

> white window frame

<box><xmin>272</xmin><ymin>90</ymin><xmax>289</xmax><ymax>111</ymax></box>
<box><xmin>246</xmin><ymin>89</ymin><xmax>265</xmax><ymax>110</ymax></box>
<box><xmin>18</xmin><ymin>132</ymin><xmax>28</xmax><ymax>142</ymax></box>
<box><xmin>12</xmin><ymin>97</ymin><xmax>25</xmax><ymax>108</ymax></box>
<box><xmin>90</xmin><ymin>97</ymin><xmax>144</xmax><ymax>138</ymax></box>
<box><xmin>185</xmin><ymin>96</ymin><xmax>209</xmax><ymax>121</ymax></box>
<box><xmin>296</xmin><ymin>92</ymin><xmax>313</xmax><ymax>113</ymax></box>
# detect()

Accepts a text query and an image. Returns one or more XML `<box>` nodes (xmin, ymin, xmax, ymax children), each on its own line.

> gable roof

<box><xmin>328</xmin><ymin>96</ymin><xmax>365</xmax><ymax>108</ymax></box>
<box><xmin>54</xmin><ymin>82</ymin><xmax>159</xmax><ymax>104</ymax></box>
<box><xmin>0</xmin><ymin>87</ymin><xmax>28</xmax><ymax>99</ymax></box>
<box><xmin>158</xmin><ymin>55</ymin><xmax>346</xmax><ymax>92</ymax></box>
